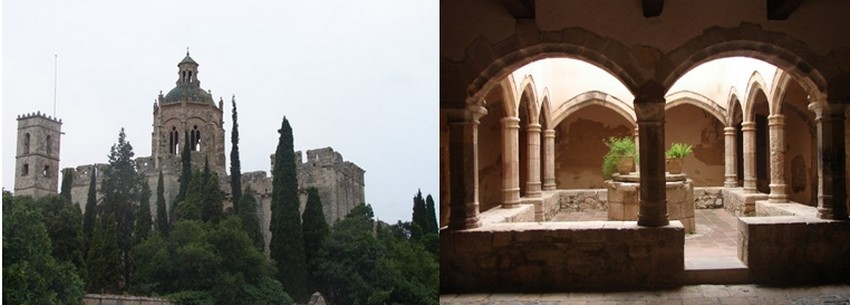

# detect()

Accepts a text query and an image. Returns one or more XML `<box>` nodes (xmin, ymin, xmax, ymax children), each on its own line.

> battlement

<box><xmin>64</xmin><ymin>164</ymin><xmax>108</xmax><ymax>187</ymax></box>
<box><xmin>17</xmin><ymin>111</ymin><xmax>62</xmax><ymax>124</ymax></box>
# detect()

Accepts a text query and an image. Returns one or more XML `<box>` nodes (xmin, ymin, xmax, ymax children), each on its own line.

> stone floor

<box><xmin>551</xmin><ymin>208</ymin><xmax>743</xmax><ymax>268</ymax></box>
<box><xmin>440</xmin><ymin>284</ymin><xmax>850</xmax><ymax>304</ymax></box>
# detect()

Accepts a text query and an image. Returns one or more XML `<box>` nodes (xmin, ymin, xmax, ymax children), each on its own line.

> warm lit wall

<box><xmin>665</xmin><ymin>105</ymin><xmax>725</xmax><ymax>186</ymax></box>
<box><xmin>478</xmin><ymin>102</ymin><xmax>505</xmax><ymax>212</ymax></box>
<box><xmin>554</xmin><ymin>105</ymin><xmax>633</xmax><ymax>189</ymax></box>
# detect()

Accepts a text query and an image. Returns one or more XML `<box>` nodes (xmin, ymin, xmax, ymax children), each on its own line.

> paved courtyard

<box><xmin>440</xmin><ymin>284</ymin><xmax>850</xmax><ymax>304</ymax></box>
<box><xmin>552</xmin><ymin>208</ymin><xmax>743</xmax><ymax>268</ymax></box>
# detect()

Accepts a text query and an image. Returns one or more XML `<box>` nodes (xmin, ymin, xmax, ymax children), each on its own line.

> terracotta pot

<box><xmin>617</xmin><ymin>156</ymin><xmax>634</xmax><ymax>175</ymax></box>
<box><xmin>667</xmin><ymin>158</ymin><xmax>683</xmax><ymax>174</ymax></box>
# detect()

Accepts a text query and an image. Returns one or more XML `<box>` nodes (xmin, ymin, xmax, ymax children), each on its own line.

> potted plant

<box><xmin>602</xmin><ymin>136</ymin><xmax>637</xmax><ymax>179</ymax></box>
<box><xmin>665</xmin><ymin>143</ymin><xmax>693</xmax><ymax>174</ymax></box>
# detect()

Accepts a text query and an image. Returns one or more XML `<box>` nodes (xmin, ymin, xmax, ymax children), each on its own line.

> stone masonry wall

<box><xmin>739</xmin><ymin>216</ymin><xmax>850</xmax><ymax>284</ymax></box>
<box><xmin>441</xmin><ymin>221</ymin><xmax>685</xmax><ymax>292</ymax></box>
<box><xmin>83</xmin><ymin>294</ymin><xmax>172</xmax><ymax>305</ymax></box>
<box><xmin>693</xmin><ymin>187</ymin><xmax>724</xmax><ymax>209</ymax></box>
<box><xmin>558</xmin><ymin>189</ymin><xmax>607</xmax><ymax>212</ymax></box>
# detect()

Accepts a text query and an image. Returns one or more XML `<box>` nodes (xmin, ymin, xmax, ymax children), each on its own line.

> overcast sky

<box><xmin>2</xmin><ymin>0</ymin><xmax>438</xmax><ymax>223</ymax></box>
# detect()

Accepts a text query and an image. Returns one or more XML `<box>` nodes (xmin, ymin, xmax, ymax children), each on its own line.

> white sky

<box><xmin>2</xmin><ymin>0</ymin><xmax>438</xmax><ymax>224</ymax></box>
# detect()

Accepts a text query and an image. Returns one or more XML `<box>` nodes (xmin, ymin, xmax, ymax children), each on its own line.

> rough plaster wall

<box><xmin>665</xmin><ymin>106</ymin><xmax>725</xmax><ymax>186</ymax></box>
<box><xmin>784</xmin><ymin>108</ymin><xmax>814</xmax><ymax>206</ymax></box>
<box><xmin>555</xmin><ymin>105</ymin><xmax>632</xmax><ymax>189</ymax></box>
<box><xmin>478</xmin><ymin>104</ymin><xmax>504</xmax><ymax>212</ymax></box>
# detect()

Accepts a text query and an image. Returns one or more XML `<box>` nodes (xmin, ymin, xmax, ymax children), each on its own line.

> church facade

<box><xmin>15</xmin><ymin>52</ymin><xmax>366</xmax><ymax>250</ymax></box>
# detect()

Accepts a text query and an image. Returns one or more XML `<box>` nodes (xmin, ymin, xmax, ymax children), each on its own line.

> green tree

<box><xmin>156</xmin><ymin>170</ymin><xmax>169</xmax><ymax>235</ymax></box>
<box><xmin>100</xmin><ymin>128</ymin><xmax>142</xmax><ymax>290</ymax></box>
<box><xmin>239</xmin><ymin>186</ymin><xmax>264</xmax><ymax>251</ymax></box>
<box><xmin>269</xmin><ymin>117</ymin><xmax>309</xmax><ymax>302</ymax></box>
<box><xmin>424</xmin><ymin>194</ymin><xmax>438</xmax><ymax>234</ymax></box>
<box><xmin>314</xmin><ymin>204</ymin><xmax>438</xmax><ymax>305</ymax></box>
<box><xmin>135</xmin><ymin>181</ymin><xmax>153</xmax><ymax>244</ymax></box>
<box><xmin>175</xmin><ymin>130</ymin><xmax>192</xmax><ymax>213</ymax></box>
<box><xmin>3</xmin><ymin>192</ymin><xmax>85</xmax><ymax>305</ymax></box>
<box><xmin>175</xmin><ymin>169</ymin><xmax>204</xmax><ymax>221</ymax></box>
<box><xmin>302</xmin><ymin>187</ymin><xmax>330</xmax><ymax>295</ymax></box>
<box><xmin>83</xmin><ymin>166</ymin><xmax>98</xmax><ymax>250</ymax></box>
<box><xmin>86</xmin><ymin>214</ymin><xmax>122</xmax><ymax>294</ymax></box>
<box><xmin>133</xmin><ymin>217</ymin><xmax>293</xmax><ymax>305</ymax></box>
<box><xmin>60</xmin><ymin>168</ymin><xmax>74</xmax><ymax>202</ymax></box>
<box><xmin>411</xmin><ymin>190</ymin><xmax>427</xmax><ymax>239</ymax></box>
<box><xmin>37</xmin><ymin>195</ymin><xmax>86</xmax><ymax>277</ymax></box>
<box><xmin>230</xmin><ymin>97</ymin><xmax>243</xmax><ymax>213</ymax></box>
<box><xmin>201</xmin><ymin>172</ymin><xmax>224</xmax><ymax>223</ymax></box>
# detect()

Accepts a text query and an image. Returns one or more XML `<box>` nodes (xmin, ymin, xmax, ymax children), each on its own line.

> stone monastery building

<box><xmin>14</xmin><ymin>52</ymin><xmax>366</xmax><ymax>249</ymax></box>
<box><xmin>441</xmin><ymin>0</ymin><xmax>850</xmax><ymax>292</ymax></box>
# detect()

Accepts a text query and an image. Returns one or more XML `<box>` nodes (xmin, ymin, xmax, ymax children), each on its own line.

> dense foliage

<box><xmin>83</xmin><ymin>167</ymin><xmax>98</xmax><ymax>250</ymax></box>
<box><xmin>314</xmin><ymin>204</ymin><xmax>438</xmax><ymax>305</ymax></box>
<box><xmin>601</xmin><ymin>136</ymin><xmax>637</xmax><ymax>179</ymax></box>
<box><xmin>3</xmin><ymin>192</ymin><xmax>86</xmax><ymax>305</ymax></box>
<box><xmin>132</xmin><ymin>217</ymin><xmax>293</xmax><ymax>305</ymax></box>
<box><xmin>238</xmin><ymin>186</ymin><xmax>264</xmax><ymax>251</ymax></box>
<box><xmin>269</xmin><ymin>117</ymin><xmax>309</xmax><ymax>302</ymax></box>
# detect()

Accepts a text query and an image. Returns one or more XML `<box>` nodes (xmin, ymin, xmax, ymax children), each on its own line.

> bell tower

<box><xmin>15</xmin><ymin>111</ymin><xmax>62</xmax><ymax>198</ymax></box>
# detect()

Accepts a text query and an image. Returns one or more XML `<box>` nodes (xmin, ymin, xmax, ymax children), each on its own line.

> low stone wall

<box><xmin>440</xmin><ymin>221</ymin><xmax>685</xmax><ymax>292</ymax></box>
<box><xmin>722</xmin><ymin>188</ymin><xmax>766</xmax><ymax>216</ymax></box>
<box><xmin>693</xmin><ymin>187</ymin><xmax>724</xmax><ymax>209</ymax></box>
<box><xmin>558</xmin><ymin>189</ymin><xmax>607</xmax><ymax>212</ymax></box>
<box><xmin>739</xmin><ymin>216</ymin><xmax>850</xmax><ymax>284</ymax></box>
<box><xmin>478</xmin><ymin>204</ymin><xmax>536</xmax><ymax>226</ymax></box>
<box><xmin>755</xmin><ymin>201</ymin><xmax>818</xmax><ymax>218</ymax></box>
<box><xmin>83</xmin><ymin>294</ymin><xmax>172</xmax><ymax>305</ymax></box>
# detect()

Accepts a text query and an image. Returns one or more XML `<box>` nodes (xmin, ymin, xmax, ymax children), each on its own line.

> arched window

<box><xmin>24</xmin><ymin>133</ymin><xmax>30</xmax><ymax>154</ymax></box>
<box><xmin>46</xmin><ymin>135</ymin><xmax>52</xmax><ymax>154</ymax></box>
<box><xmin>170</xmin><ymin>127</ymin><xmax>179</xmax><ymax>154</ymax></box>
<box><xmin>192</xmin><ymin>125</ymin><xmax>201</xmax><ymax>151</ymax></box>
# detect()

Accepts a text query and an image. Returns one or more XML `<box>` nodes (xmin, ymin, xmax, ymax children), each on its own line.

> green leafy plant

<box><xmin>601</xmin><ymin>136</ymin><xmax>637</xmax><ymax>179</ymax></box>
<box><xmin>665</xmin><ymin>143</ymin><xmax>693</xmax><ymax>159</ymax></box>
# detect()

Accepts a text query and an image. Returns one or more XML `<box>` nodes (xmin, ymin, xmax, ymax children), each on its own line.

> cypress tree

<box><xmin>269</xmin><ymin>117</ymin><xmax>309</xmax><ymax>302</ymax></box>
<box><xmin>155</xmin><ymin>170</ymin><xmax>169</xmax><ymax>235</ymax></box>
<box><xmin>411</xmin><ymin>189</ymin><xmax>426</xmax><ymax>239</ymax></box>
<box><xmin>425</xmin><ymin>194</ymin><xmax>438</xmax><ymax>234</ymax></box>
<box><xmin>230</xmin><ymin>97</ymin><xmax>243</xmax><ymax>213</ymax></box>
<box><xmin>86</xmin><ymin>214</ymin><xmax>121</xmax><ymax>294</ymax></box>
<box><xmin>175</xmin><ymin>130</ymin><xmax>192</xmax><ymax>207</ymax></box>
<box><xmin>100</xmin><ymin>128</ymin><xmax>142</xmax><ymax>291</ymax></box>
<box><xmin>83</xmin><ymin>166</ymin><xmax>98</xmax><ymax>249</ymax></box>
<box><xmin>200</xmin><ymin>172</ymin><xmax>224</xmax><ymax>223</ymax></box>
<box><xmin>238</xmin><ymin>186</ymin><xmax>264</xmax><ymax>251</ymax></box>
<box><xmin>302</xmin><ymin>187</ymin><xmax>329</xmax><ymax>295</ymax></box>
<box><xmin>60</xmin><ymin>168</ymin><xmax>74</xmax><ymax>202</ymax></box>
<box><xmin>135</xmin><ymin>181</ymin><xmax>153</xmax><ymax>244</ymax></box>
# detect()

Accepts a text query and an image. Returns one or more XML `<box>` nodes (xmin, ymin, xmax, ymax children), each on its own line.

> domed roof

<box><xmin>162</xmin><ymin>85</ymin><xmax>214</xmax><ymax>105</ymax></box>
<box><xmin>160</xmin><ymin>50</ymin><xmax>214</xmax><ymax>106</ymax></box>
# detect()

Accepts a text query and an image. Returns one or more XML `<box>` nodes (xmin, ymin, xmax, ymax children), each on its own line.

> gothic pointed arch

<box><xmin>743</xmin><ymin>71</ymin><xmax>770</xmax><ymax>122</ymax></box>
<box><xmin>552</xmin><ymin>90</ymin><xmax>637</xmax><ymax>128</ymax></box>
<box><xmin>665</xmin><ymin>90</ymin><xmax>726</xmax><ymax>124</ymax></box>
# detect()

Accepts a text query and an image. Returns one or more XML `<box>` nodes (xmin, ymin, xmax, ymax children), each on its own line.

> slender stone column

<box><xmin>501</xmin><ymin>117</ymin><xmax>521</xmax><ymax>208</ymax></box>
<box><xmin>634</xmin><ymin>127</ymin><xmax>640</xmax><ymax>174</ymax></box>
<box><xmin>808</xmin><ymin>101</ymin><xmax>847</xmax><ymax>220</ymax></box>
<box><xmin>768</xmin><ymin>114</ymin><xmax>788</xmax><ymax>202</ymax></box>
<box><xmin>542</xmin><ymin>129</ymin><xmax>557</xmax><ymax>191</ymax></box>
<box><xmin>741</xmin><ymin>121</ymin><xmax>757</xmax><ymax>193</ymax></box>
<box><xmin>724</xmin><ymin>127</ymin><xmax>738</xmax><ymax>187</ymax></box>
<box><xmin>526</xmin><ymin>123</ymin><xmax>542</xmax><ymax>197</ymax></box>
<box><xmin>634</xmin><ymin>83</ymin><xmax>668</xmax><ymax>227</ymax></box>
<box><xmin>447</xmin><ymin>105</ymin><xmax>487</xmax><ymax>230</ymax></box>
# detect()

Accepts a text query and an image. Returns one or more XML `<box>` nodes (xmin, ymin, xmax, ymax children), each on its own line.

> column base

<box><xmin>768</xmin><ymin>184</ymin><xmax>788</xmax><ymax>203</ymax></box>
<box><xmin>637</xmin><ymin>200</ymin><xmax>670</xmax><ymax>227</ymax></box>
<box><xmin>526</xmin><ymin>182</ymin><xmax>542</xmax><ymax>197</ymax></box>
<box><xmin>817</xmin><ymin>208</ymin><xmax>848</xmax><ymax>220</ymax></box>
<box><xmin>542</xmin><ymin>180</ymin><xmax>556</xmax><ymax>191</ymax></box>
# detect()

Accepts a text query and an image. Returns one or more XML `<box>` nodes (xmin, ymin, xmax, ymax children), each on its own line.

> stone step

<box><xmin>684</xmin><ymin>256</ymin><xmax>750</xmax><ymax>284</ymax></box>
